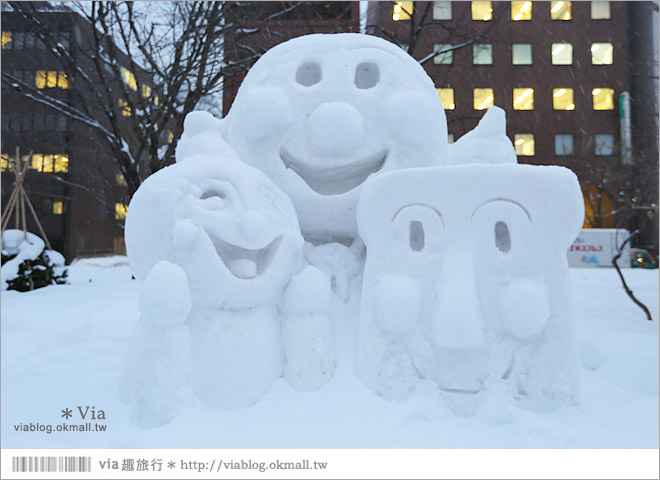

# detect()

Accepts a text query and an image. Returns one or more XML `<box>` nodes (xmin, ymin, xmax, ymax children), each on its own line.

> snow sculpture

<box><xmin>356</xmin><ymin>163</ymin><xmax>584</xmax><ymax>411</ymax></box>
<box><xmin>124</xmin><ymin>146</ymin><xmax>335</xmax><ymax>412</ymax></box>
<box><xmin>119</xmin><ymin>261</ymin><xmax>193</xmax><ymax>428</ymax></box>
<box><xmin>448</xmin><ymin>107</ymin><xmax>517</xmax><ymax>165</ymax></box>
<box><xmin>220</xmin><ymin>33</ymin><xmax>448</xmax><ymax>243</ymax></box>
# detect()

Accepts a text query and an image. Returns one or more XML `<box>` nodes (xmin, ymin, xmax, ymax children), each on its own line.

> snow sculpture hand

<box><xmin>356</xmin><ymin>163</ymin><xmax>584</xmax><ymax>411</ymax></box>
<box><xmin>282</xmin><ymin>266</ymin><xmax>336</xmax><ymax>391</ymax></box>
<box><xmin>119</xmin><ymin>261</ymin><xmax>192</xmax><ymax>428</ymax></box>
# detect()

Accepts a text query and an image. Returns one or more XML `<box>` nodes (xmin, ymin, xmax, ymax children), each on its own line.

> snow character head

<box><xmin>356</xmin><ymin>164</ymin><xmax>584</xmax><ymax>411</ymax></box>
<box><xmin>221</xmin><ymin>33</ymin><xmax>448</xmax><ymax>244</ymax></box>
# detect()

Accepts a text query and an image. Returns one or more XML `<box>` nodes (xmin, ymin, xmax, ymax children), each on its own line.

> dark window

<box><xmin>33</xmin><ymin>114</ymin><xmax>45</xmax><ymax>132</ymax></box>
<box><xmin>13</xmin><ymin>31</ymin><xmax>24</xmax><ymax>49</ymax></box>
<box><xmin>56</xmin><ymin>115</ymin><xmax>67</xmax><ymax>131</ymax></box>
<box><xmin>21</xmin><ymin>113</ymin><xmax>32</xmax><ymax>132</ymax></box>
<box><xmin>1</xmin><ymin>114</ymin><xmax>9</xmax><ymax>132</ymax></box>
<box><xmin>45</xmin><ymin>114</ymin><xmax>56</xmax><ymax>131</ymax></box>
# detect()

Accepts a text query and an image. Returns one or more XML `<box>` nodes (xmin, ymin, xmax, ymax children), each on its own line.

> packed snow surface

<box><xmin>1</xmin><ymin>258</ymin><xmax>658</xmax><ymax>448</ymax></box>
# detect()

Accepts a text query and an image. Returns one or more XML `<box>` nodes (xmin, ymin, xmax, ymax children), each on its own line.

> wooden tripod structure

<box><xmin>1</xmin><ymin>147</ymin><xmax>53</xmax><ymax>250</ymax></box>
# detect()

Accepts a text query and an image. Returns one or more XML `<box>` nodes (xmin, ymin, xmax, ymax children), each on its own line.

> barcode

<box><xmin>11</xmin><ymin>456</ymin><xmax>92</xmax><ymax>473</ymax></box>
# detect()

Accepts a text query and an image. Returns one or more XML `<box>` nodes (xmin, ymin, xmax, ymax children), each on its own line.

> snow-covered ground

<box><xmin>1</xmin><ymin>257</ymin><xmax>658</xmax><ymax>448</ymax></box>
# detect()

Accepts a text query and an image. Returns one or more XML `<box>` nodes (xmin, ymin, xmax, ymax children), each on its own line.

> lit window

<box><xmin>35</xmin><ymin>70</ymin><xmax>68</xmax><ymax>89</ymax></box>
<box><xmin>448</xmin><ymin>133</ymin><xmax>455</xmax><ymax>143</ymax></box>
<box><xmin>550</xmin><ymin>1</ymin><xmax>571</xmax><ymax>20</ymax></box>
<box><xmin>511</xmin><ymin>1</ymin><xmax>532</xmax><ymax>20</ymax></box>
<box><xmin>512</xmin><ymin>43</ymin><xmax>532</xmax><ymax>65</ymax></box>
<box><xmin>472</xmin><ymin>2</ymin><xmax>493</xmax><ymax>21</ymax></box>
<box><xmin>142</xmin><ymin>83</ymin><xmax>151</xmax><ymax>98</ymax></box>
<box><xmin>118</xmin><ymin>99</ymin><xmax>132</xmax><ymax>117</ymax></box>
<box><xmin>168</xmin><ymin>130</ymin><xmax>174</xmax><ymax>143</ymax></box>
<box><xmin>591</xmin><ymin>1</ymin><xmax>610</xmax><ymax>19</ymax></box>
<box><xmin>551</xmin><ymin>42</ymin><xmax>573</xmax><ymax>65</ymax></box>
<box><xmin>555</xmin><ymin>134</ymin><xmax>574</xmax><ymax>155</ymax></box>
<box><xmin>592</xmin><ymin>88</ymin><xmax>614</xmax><ymax>110</ymax></box>
<box><xmin>473</xmin><ymin>44</ymin><xmax>493</xmax><ymax>65</ymax></box>
<box><xmin>115</xmin><ymin>171</ymin><xmax>128</xmax><ymax>186</ymax></box>
<box><xmin>514</xmin><ymin>134</ymin><xmax>535</xmax><ymax>156</ymax></box>
<box><xmin>154</xmin><ymin>95</ymin><xmax>160</xmax><ymax>107</ymax></box>
<box><xmin>1</xmin><ymin>154</ymin><xmax>10</xmax><ymax>171</ymax></box>
<box><xmin>52</xmin><ymin>200</ymin><xmax>64</xmax><ymax>215</ymax></box>
<box><xmin>393</xmin><ymin>2</ymin><xmax>413</xmax><ymax>21</ymax></box>
<box><xmin>31</xmin><ymin>153</ymin><xmax>44</xmax><ymax>171</ymax></box>
<box><xmin>43</xmin><ymin>154</ymin><xmax>55</xmax><ymax>173</ymax></box>
<box><xmin>474</xmin><ymin>88</ymin><xmax>494</xmax><ymax>110</ymax></box>
<box><xmin>121</xmin><ymin>67</ymin><xmax>138</xmax><ymax>91</ymax></box>
<box><xmin>591</xmin><ymin>43</ymin><xmax>613</xmax><ymax>65</ymax></box>
<box><xmin>595</xmin><ymin>134</ymin><xmax>614</xmax><ymax>155</ymax></box>
<box><xmin>115</xmin><ymin>203</ymin><xmax>128</xmax><ymax>220</ymax></box>
<box><xmin>513</xmin><ymin>88</ymin><xmax>534</xmax><ymax>110</ymax></box>
<box><xmin>433</xmin><ymin>44</ymin><xmax>453</xmax><ymax>64</ymax></box>
<box><xmin>433</xmin><ymin>1</ymin><xmax>452</xmax><ymax>20</ymax></box>
<box><xmin>2</xmin><ymin>31</ymin><xmax>12</xmax><ymax>49</ymax></box>
<box><xmin>553</xmin><ymin>88</ymin><xmax>575</xmax><ymax>110</ymax></box>
<box><xmin>54</xmin><ymin>154</ymin><xmax>69</xmax><ymax>173</ymax></box>
<box><xmin>436</xmin><ymin>88</ymin><xmax>455</xmax><ymax>110</ymax></box>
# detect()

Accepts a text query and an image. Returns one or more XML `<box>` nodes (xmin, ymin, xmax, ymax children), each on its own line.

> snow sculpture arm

<box><xmin>119</xmin><ymin>261</ymin><xmax>193</xmax><ymax>428</ymax></box>
<box><xmin>281</xmin><ymin>265</ymin><xmax>336</xmax><ymax>391</ymax></box>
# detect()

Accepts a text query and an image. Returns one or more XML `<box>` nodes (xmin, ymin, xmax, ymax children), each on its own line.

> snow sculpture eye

<box><xmin>494</xmin><ymin>221</ymin><xmax>511</xmax><ymax>253</ymax></box>
<box><xmin>409</xmin><ymin>221</ymin><xmax>425</xmax><ymax>251</ymax></box>
<box><xmin>296</xmin><ymin>62</ymin><xmax>322</xmax><ymax>87</ymax></box>
<box><xmin>354</xmin><ymin>62</ymin><xmax>380</xmax><ymax>89</ymax></box>
<box><xmin>200</xmin><ymin>189</ymin><xmax>227</xmax><ymax>200</ymax></box>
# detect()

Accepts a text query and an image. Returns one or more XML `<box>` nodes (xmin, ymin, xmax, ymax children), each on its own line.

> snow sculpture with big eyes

<box><xmin>356</xmin><ymin>163</ymin><xmax>585</xmax><ymax>412</ymax></box>
<box><xmin>122</xmin><ymin>141</ymin><xmax>336</xmax><ymax>424</ymax></box>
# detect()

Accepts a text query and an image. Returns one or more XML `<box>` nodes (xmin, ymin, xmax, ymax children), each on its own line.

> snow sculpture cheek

<box><xmin>221</xmin><ymin>33</ymin><xmax>448</xmax><ymax>242</ymax></box>
<box><xmin>357</xmin><ymin>164</ymin><xmax>584</xmax><ymax>411</ymax></box>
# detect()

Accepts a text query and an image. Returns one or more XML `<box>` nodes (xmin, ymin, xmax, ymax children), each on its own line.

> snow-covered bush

<box><xmin>1</xmin><ymin>230</ymin><xmax>67</xmax><ymax>292</ymax></box>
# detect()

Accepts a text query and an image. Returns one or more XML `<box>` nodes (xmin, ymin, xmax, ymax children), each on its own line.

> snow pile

<box><xmin>356</xmin><ymin>164</ymin><xmax>585</xmax><ymax>412</ymax></box>
<box><xmin>1</xmin><ymin>229</ymin><xmax>67</xmax><ymax>291</ymax></box>
<box><xmin>123</xmin><ymin>143</ymin><xmax>335</xmax><ymax>424</ymax></box>
<box><xmin>220</xmin><ymin>33</ymin><xmax>448</xmax><ymax>243</ymax></box>
<box><xmin>448</xmin><ymin>107</ymin><xmax>517</xmax><ymax>165</ymax></box>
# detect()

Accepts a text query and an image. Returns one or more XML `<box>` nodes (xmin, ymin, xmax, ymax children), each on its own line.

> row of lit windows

<box><xmin>436</xmin><ymin>87</ymin><xmax>615</xmax><ymax>111</ymax></box>
<box><xmin>0</xmin><ymin>153</ymin><xmax>69</xmax><ymax>173</ymax></box>
<box><xmin>6</xmin><ymin>69</ymin><xmax>71</xmax><ymax>90</ymax></box>
<box><xmin>120</xmin><ymin>66</ymin><xmax>157</xmax><ymax>103</ymax></box>
<box><xmin>509</xmin><ymin>133</ymin><xmax>616</xmax><ymax>157</ymax></box>
<box><xmin>1</xmin><ymin>113</ymin><xmax>67</xmax><ymax>133</ymax></box>
<box><xmin>395</xmin><ymin>1</ymin><xmax>611</xmax><ymax>22</ymax></box>
<box><xmin>433</xmin><ymin>42</ymin><xmax>613</xmax><ymax>66</ymax></box>
<box><xmin>1</xmin><ymin>30</ymin><xmax>71</xmax><ymax>50</ymax></box>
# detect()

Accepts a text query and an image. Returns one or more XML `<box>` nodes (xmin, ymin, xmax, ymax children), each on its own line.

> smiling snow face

<box><xmin>125</xmin><ymin>155</ymin><xmax>303</xmax><ymax>309</ymax></box>
<box><xmin>222</xmin><ymin>33</ymin><xmax>448</xmax><ymax>243</ymax></box>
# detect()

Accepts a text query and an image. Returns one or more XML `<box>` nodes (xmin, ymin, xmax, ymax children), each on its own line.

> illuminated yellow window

<box><xmin>513</xmin><ymin>88</ymin><xmax>534</xmax><ymax>110</ymax></box>
<box><xmin>53</xmin><ymin>154</ymin><xmax>69</xmax><ymax>173</ymax></box>
<box><xmin>52</xmin><ymin>200</ymin><xmax>64</xmax><ymax>215</ymax></box>
<box><xmin>121</xmin><ymin>67</ymin><xmax>138</xmax><ymax>91</ymax></box>
<box><xmin>591</xmin><ymin>43</ymin><xmax>613</xmax><ymax>65</ymax></box>
<box><xmin>592</xmin><ymin>88</ymin><xmax>614</xmax><ymax>110</ymax></box>
<box><xmin>514</xmin><ymin>133</ymin><xmax>535</xmax><ymax>156</ymax></box>
<box><xmin>472</xmin><ymin>1</ymin><xmax>493</xmax><ymax>21</ymax></box>
<box><xmin>57</xmin><ymin>71</ymin><xmax>69</xmax><ymax>89</ymax></box>
<box><xmin>474</xmin><ymin>88</ymin><xmax>494</xmax><ymax>110</ymax></box>
<box><xmin>393</xmin><ymin>2</ymin><xmax>413</xmax><ymax>21</ymax></box>
<box><xmin>511</xmin><ymin>1</ymin><xmax>532</xmax><ymax>20</ymax></box>
<box><xmin>436</xmin><ymin>88</ymin><xmax>455</xmax><ymax>110</ymax></box>
<box><xmin>142</xmin><ymin>83</ymin><xmax>151</xmax><ymax>98</ymax></box>
<box><xmin>35</xmin><ymin>70</ymin><xmax>68</xmax><ymax>89</ymax></box>
<box><xmin>36</xmin><ymin>70</ymin><xmax>47</xmax><ymax>89</ymax></box>
<box><xmin>154</xmin><ymin>95</ymin><xmax>160</xmax><ymax>107</ymax></box>
<box><xmin>31</xmin><ymin>153</ymin><xmax>44</xmax><ymax>171</ymax></box>
<box><xmin>591</xmin><ymin>1</ymin><xmax>610</xmax><ymax>19</ymax></box>
<box><xmin>552</xmin><ymin>42</ymin><xmax>572</xmax><ymax>65</ymax></box>
<box><xmin>115</xmin><ymin>171</ymin><xmax>128</xmax><ymax>186</ymax></box>
<box><xmin>43</xmin><ymin>154</ymin><xmax>55</xmax><ymax>173</ymax></box>
<box><xmin>553</xmin><ymin>88</ymin><xmax>575</xmax><ymax>110</ymax></box>
<box><xmin>551</xmin><ymin>1</ymin><xmax>571</xmax><ymax>20</ymax></box>
<box><xmin>2</xmin><ymin>31</ymin><xmax>12</xmax><ymax>49</ymax></box>
<box><xmin>115</xmin><ymin>203</ymin><xmax>128</xmax><ymax>220</ymax></box>
<box><xmin>1</xmin><ymin>153</ymin><xmax>10</xmax><ymax>171</ymax></box>
<box><xmin>118</xmin><ymin>99</ymin><xmax>132</xmax><ymax>117</ymax></box>
<box><xmin>167</xmin><ymin>130</ymin><xmax>174</xmax><ymax>143</ymax></box>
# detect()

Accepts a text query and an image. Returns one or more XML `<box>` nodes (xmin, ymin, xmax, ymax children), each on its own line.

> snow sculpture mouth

<box><xmin>208</xmin><ymin>234</ymin><xmax>282</xmax><ymax>279</ymax></box>
<box><xmin>280</xmin><ymin>147</ymin><xmax>388</xmax><ymax>195</ymax></box>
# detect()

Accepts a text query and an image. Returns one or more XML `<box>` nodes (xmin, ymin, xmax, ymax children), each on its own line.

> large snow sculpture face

<box><xmin>222</xmin><ymin>33</ymin><xmax>448</xmax><ymax>243</ymax></box>
<box><xmin>356</xmin><ymin>164</ymin><xmax>584</xmax><ymax>411</ymax></box>
<box><xmin>125</xmin><ymin>156</ymin><xmax>303</xmax><ymax>309</ymax></box>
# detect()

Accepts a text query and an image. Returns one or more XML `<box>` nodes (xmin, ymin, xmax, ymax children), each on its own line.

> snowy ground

<box><xmin>1</xmin><ymin>257</ymin><xmax>658</xmax><ymax>449</ymax></box>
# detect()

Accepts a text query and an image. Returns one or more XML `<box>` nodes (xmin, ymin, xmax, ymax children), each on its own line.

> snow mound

<box><xmin>356</xmin><ymin>163</ymin><xmax>585</xmax><ymax>412</ymax></box>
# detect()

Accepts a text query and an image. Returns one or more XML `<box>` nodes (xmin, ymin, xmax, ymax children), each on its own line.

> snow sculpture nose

<box><xmin>308</xmin><ymin>102</ymin><xmax>364</xmax><ymax>157</ymax></box>
<box><xmin>432</xmin><ymin>246</ymin><xmax>485</xmax><ymax>349</ymax></box>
